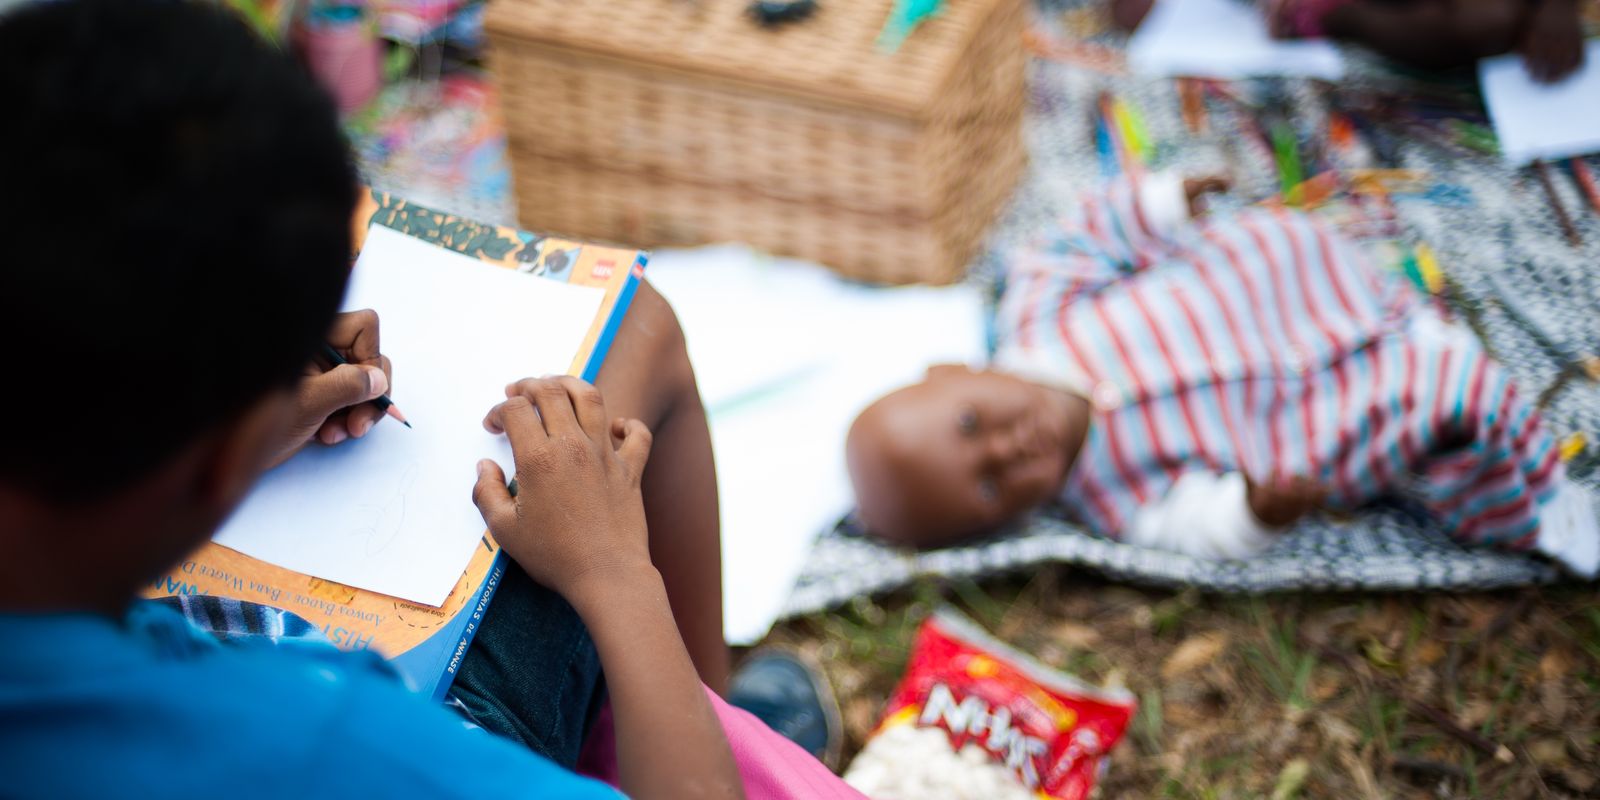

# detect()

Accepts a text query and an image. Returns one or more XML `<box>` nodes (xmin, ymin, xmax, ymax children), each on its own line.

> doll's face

<box><xmin>846</xmin><ymin>365</ymin><xmax>1090</xmax><ymax>547</ymax></box>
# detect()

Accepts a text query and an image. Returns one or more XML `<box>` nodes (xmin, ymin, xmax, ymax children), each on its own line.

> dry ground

<box><xmin>762</xmin><ymin>573</ymin><xmax>1600</xmax><ymax>798</ymax></box>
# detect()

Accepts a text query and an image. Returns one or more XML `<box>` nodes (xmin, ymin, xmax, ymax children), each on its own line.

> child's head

<box><xmin>0</xmin><ymin>0</ymin><xmax>354</xmax><ymax>584</ymax></box>
<box><xmin>846</xmin><ymin>365</ymin><xmax>1089</xmax><ymax>548</ymax></box>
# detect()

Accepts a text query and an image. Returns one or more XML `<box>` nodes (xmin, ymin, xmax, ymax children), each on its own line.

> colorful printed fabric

<box><xmin>151</xmin><ymin>594</ymin><xmax>484</xmax><ymax>720</ymax></box>
<box><xmin>151</xmin><ymin>594</ymin><xmax>327</xmax><ymax>647</ymax></box>
<box><xmin>994</xmin><ymin>175</ymin><xmax>1561</xmax><ymax>551</ymax></box>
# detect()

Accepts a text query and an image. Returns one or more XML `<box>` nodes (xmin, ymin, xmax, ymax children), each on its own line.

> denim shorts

<box><xmin>448</xmin><ymin>563</ymin><xmax>606</xmax><ymax>769</ymax></box>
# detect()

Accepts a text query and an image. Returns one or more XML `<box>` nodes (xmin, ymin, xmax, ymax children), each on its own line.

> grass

<box><xmin>1239</xmin><ymin>599</ymin><xmax>1318</xmax><ymax>711</ymax></box>
<box><xmin>758</xmin><ymin>571</ymin><xmax>1600</xmax><ymax>798</ymax></box>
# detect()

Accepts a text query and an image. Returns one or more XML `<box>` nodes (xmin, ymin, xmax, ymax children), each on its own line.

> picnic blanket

<box><xmin>779</xmin><ymin>5</ymin><xmax>1600</xmax><ymax>619</ymax></box>
<box><xmin>356</xmin><ymin>3</ymin><xmax>1599</xmax><ymax>627</ymax></box>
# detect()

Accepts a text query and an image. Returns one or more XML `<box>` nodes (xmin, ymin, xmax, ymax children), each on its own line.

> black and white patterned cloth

<box><xmin>780</xmin><ymin>15</ymin><xmax>1598</xmax><ymax>620</ymax></box>
<box><xmin>355</xmin><ymin>5</ymin><xmax>1599</xmax><ymax>620</ymax></box>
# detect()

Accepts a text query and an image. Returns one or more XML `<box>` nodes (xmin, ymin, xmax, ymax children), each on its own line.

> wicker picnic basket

<box><xmin>484</xmin><ymin>0</ymin><xmax>1027</xmax><ymax>284</ymax></box>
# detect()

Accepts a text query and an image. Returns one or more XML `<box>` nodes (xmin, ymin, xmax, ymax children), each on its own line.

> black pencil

<box><xmin>319</xmin><ymin>343</ymin><xmax>411</xmax><ymax>428</ymax></box>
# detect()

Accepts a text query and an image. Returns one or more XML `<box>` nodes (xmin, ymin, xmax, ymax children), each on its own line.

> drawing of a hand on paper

<box><xmin>350</xmin><ymin>462</ymin><xmax>420</xmax><ymax>557</ymax></box>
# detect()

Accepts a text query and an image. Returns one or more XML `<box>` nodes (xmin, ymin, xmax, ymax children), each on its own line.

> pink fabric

<box><xmin>1262</xmin><ymin>0</ymin><xmax>1351</xmax><ymax>38</ymax></box>
<box><xmin>296</xmin><ymin>20</ymin><xmax>381</xmax><ymax>114</ymax></box>
<box><xmin>577</xmin><ymin>686</ymin><xmax>868</xmax><ymax>799</ymax></box>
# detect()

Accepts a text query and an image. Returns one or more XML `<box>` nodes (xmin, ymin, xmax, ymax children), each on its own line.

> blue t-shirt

<box><xmin>0</xmin><ymin>602</ymin><xmax>622</xmax><ymax>799</ymax></box>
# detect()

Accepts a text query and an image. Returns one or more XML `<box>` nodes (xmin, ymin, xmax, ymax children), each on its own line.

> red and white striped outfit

<box><xmin>994</xmin><ymin>174</ymin><xmax>1595</xmax><ymax>570</ymax></box>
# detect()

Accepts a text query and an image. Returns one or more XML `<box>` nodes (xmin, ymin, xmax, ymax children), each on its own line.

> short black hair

<box><xmin>0</xmin><ymin>0</ymin><xmax>356</xmax><ymax>502</ymax></box>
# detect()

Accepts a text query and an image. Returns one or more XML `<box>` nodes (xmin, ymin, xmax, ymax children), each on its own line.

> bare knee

<box><xmin>627</xmin><ymin>280</ymin><xmax>693</xmax><ymax>390</ymax></box>
<box><xmin>594</xmin><ymin>280</ymin><xmax>697</xmax><ymax>426</ymax></box>
<box><xmin>625</xmin><ymin>280</ymin><xmax>685</xmax><ymax>348</ymax></box>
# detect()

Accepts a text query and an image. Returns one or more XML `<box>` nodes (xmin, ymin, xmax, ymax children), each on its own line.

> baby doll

<box><xmin>847</xmin><ymin>173</ymin><xmax>1598</xmax><ymax>576</ymax></box>
<box><xmin>1111</xmin><ymin>0</ymin><xmax>1585</xmax><ymax>83</ymax></box>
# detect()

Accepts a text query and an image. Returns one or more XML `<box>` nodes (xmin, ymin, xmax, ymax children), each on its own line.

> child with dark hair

<box><xmin>1113</xmin><ymin>0</ymin><xmax>1585</xmax><ymax>83</ymax></box>
<box><xmin>0</xmin><ymin>1</ymin><xmax>859</xmax><ymax>797</ymax></box>
<box><xmin>847</xmin><ymin>173</ymin><xmax>1599</xmax><ymax>576</ymax></box>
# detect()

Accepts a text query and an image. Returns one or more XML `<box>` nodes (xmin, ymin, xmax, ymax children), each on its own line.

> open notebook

<box><xmin>147</xmin><ymin>191</ymin><xmax>645</xmax><ymax>700</ymax></box>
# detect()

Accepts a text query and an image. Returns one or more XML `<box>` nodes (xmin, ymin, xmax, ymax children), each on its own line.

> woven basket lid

<box><xmin>484</xmin><ymin>0</ymin><xmax>1009</xmax><ymax>120</ymax></box>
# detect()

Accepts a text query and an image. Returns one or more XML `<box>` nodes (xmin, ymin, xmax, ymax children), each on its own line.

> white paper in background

<box><xmin>1127</xmin><ymin>0</ymin><xmax>1345</xmax><ymax>80</ymax></box>
<box><xmin>647</xmin><ymin>245</ymin><xmax>987</xmax><ymax>644</ymax></box>
<box><xmin>215</xmin><ymin>225</ymin><xmax>605</xmax><ymax>606</ymax></box>
<box><xmin>1480</xmin><ymin>41</ymin><xmax>1600</xmax><ymax>165</ymax></box>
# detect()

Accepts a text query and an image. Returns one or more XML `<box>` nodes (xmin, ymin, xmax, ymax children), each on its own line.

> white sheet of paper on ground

<box><xmin>214</xmin><ymin>225</ymin><xmax>605</xmax><ymax>606</ymax></box>
<box><xmin>1480</xmin><ymin>41</ymin><xmax>1600</xmax><ymax>165</ymax></box>
<box><xmin>1127</xmin><ymin>0</ymin><xmax>1345</xmax><ymax>81</ymax></box>
<box><xmin>647</xmin><ymin>245</ymin><xmax>988</xmax><ymax>644</ymax></box>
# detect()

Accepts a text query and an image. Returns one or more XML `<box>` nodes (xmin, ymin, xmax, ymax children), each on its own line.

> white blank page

<box><xmin>1127</xmin><ymin>0</ymin><xmax>1345</xmax><ymax>81</ymax></box>
<box><xmin>215</xmin><ymin>224</ymin><xmax>605</xmax><ymax>606</ymax></box>
<box><xmin>1480</xmin><ymin>40</ymin><xmax>1600</xmax><ymax>165</ymax></box>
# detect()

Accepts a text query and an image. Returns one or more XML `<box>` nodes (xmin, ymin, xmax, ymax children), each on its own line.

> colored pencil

<box><xmin>1100</xmin><ymin>93</ymin><xmax>1137</xmax><ymax>176</ymax></box>
<box><xmin>1121</xmin><ymin>97</ymin><xmax>1152</xmax><ymax>164</ymax></box>
<box><xmin>1270</xmin><ymin>121</ymin><xmax>1303</xmax><ymax>201</ymax></box>
<box><xmin>1179</xmin><ymin>79</ymin><xmax>1207</xmax><ymax>134</ymax></box>
<box><xmin>1092</xmin><ymin>106</ymin><xmax>1118</xmax><ymax>178</ymax></box>
<box><xmin>320</xmin><ymin>343</ymin><xmax>412</xmax><ymax>428</ymax></box>
<box><xmin>1569</xmin><ymin>157</ymin><xmax>1600</xmax><ymax>217</ymax></box>
<box><xmin>1534</xmin><ymin>159</ymin><xmax>1582</xmax><ymax>247</ymax></box>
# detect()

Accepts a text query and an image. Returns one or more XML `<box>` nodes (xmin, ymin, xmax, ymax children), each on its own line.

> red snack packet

<box><xmin>845</xmin><ymin>609</ymin><xmax>1136</xmax><ymax>800</ymax></box>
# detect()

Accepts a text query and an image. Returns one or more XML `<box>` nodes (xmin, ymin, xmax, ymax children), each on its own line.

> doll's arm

<box><xmin>1013</xmin><ymin>172</ymin><xmax>1226</xmax><ymax>287</ymax></box>
<box><xmin>1123</xmin><ymin>471</ymin><xmax>1281</xmax><ymax>559</ymax></box>
<box><xmin>1076</xmin><ymin>171</ymin><xmax>1194</xmax><ymax>262</ymax></box>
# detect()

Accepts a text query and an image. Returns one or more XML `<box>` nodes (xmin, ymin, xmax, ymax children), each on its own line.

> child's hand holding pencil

<box><xmin>266</xmin><ymin>309</ymin><xmax>403</xmax><ymax>468</ymax></box>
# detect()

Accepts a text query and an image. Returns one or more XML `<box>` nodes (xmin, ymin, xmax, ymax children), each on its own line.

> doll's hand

<box><xmin>1183</xmin><ymin>175</ymin><xmax>1233</xmax><ymax>218</ymax></box>
<box><xmin>1246</xmin><ymin>475</ymin><xmax>1326</xmax><ymax>528</ymax></box>
<box><xmin>1519</xmin><ymin>0</ymin><xmax>1584</xmax><ymax>84</ymax></box>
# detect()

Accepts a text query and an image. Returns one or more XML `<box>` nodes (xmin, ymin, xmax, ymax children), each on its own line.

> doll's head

<box><xmin>846</xmin><ymin>365</ymin><xmax>1090</xmax><ymax>548</ymax></box>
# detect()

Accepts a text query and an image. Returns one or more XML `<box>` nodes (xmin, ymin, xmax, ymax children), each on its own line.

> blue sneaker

<box><xmin>728</xmin><ymin>649</ymin><xmax>844</xmax><ymax>769</ymax></box>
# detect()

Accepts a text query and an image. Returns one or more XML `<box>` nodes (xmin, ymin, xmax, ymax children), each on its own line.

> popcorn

<box><xmin>844</xmin><ymin>609</ymin><xmax>1136</xmax><ymax>800</ymax></box>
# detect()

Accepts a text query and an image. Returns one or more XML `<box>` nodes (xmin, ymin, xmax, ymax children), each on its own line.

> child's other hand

<box><xmin>1519</xmin><ymin>0</ymin><xmax>1584</xmax><ymax>84</ymax></box>
<box><xmin>1183</xmin><ymin>175</ymin><xmax>1233</xmax><ymax>218</ymax></box>
<box><xmin>473</xmin><ymin>377</ymin><xmax>655</xmax><ymax>599</ymax></box>
<box><xmin>268</xmin><ymin>309</ymin><xmax>393</xmax><ymax>467</ymax></box>
<box><xmin>1246</xmin><ymin>474</ymin><xmax>1326</xmax><ymax>528</ymax></box>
